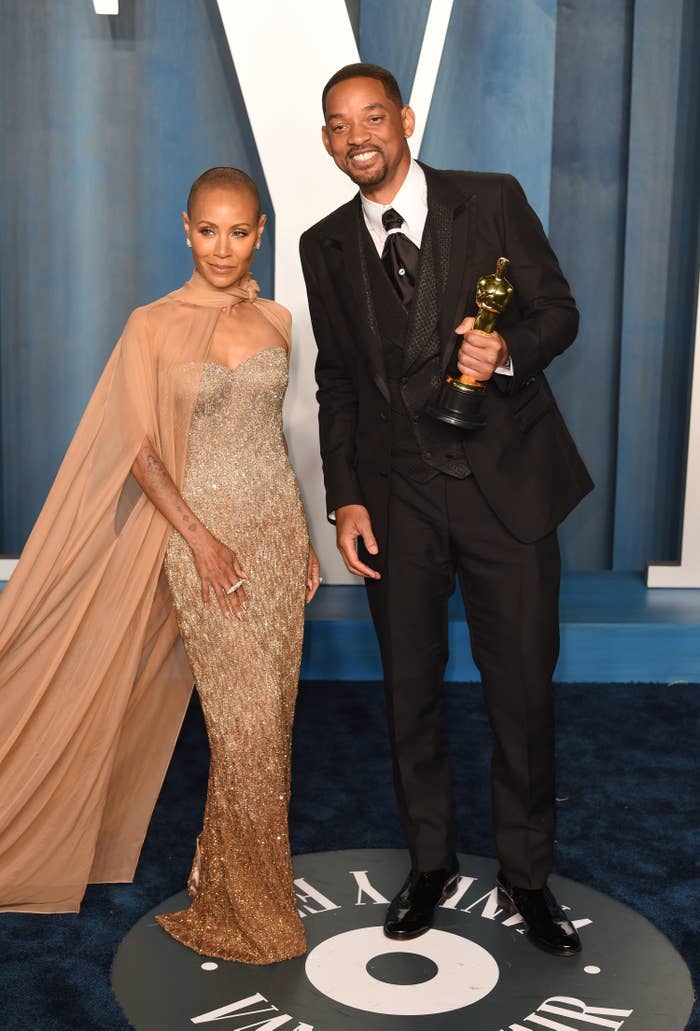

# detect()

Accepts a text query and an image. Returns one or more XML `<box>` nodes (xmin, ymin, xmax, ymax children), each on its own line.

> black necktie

<box><xmin>381</xmin><ymin>208</ymin><xmax>419</xmax><ymax>307</ymax></box>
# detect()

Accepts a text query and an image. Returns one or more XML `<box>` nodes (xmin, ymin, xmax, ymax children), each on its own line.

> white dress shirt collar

<box><xmin>360</xmin><ymin>159</ymin><xmax>428</xmax><ymax>254</ymax></box>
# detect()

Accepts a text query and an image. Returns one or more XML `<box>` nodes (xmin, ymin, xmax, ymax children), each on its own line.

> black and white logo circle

<box><xmin>112</xmin><ymin>849</ymin><xmax>693</xmax><ymax>1030</ymax></box>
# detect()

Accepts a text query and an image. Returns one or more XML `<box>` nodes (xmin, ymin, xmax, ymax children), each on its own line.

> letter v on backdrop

<box><xmin>83</xmin><ymin>0</ymin><xmax>454</xmax><ymax>583</ymax></box>
<box><xmin>215</xmin><ymin>0</ymin><xmax>454</xmax><ymax>583</ymax></box>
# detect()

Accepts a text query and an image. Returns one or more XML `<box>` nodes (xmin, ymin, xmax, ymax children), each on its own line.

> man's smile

<box><xmin>348</xmin><ymin>148</ymin><xmax>380</xmax><ymax>165</ymax></box>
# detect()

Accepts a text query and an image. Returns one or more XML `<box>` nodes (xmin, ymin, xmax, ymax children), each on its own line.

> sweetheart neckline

<box><xmin>203</xmin><ymin>345</ymin><xmax>287</xmax><ymax>374</ymax></box>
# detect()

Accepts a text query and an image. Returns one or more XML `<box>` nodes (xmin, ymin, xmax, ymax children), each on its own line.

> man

<box><xmin>300</xmin><ymin>63</ymin><xmax>593</xmax><ymax>956</ymax></box>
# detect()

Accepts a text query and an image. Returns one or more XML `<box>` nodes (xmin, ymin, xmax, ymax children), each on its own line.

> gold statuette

<box><xmin>427</xmin><ymin>257</ymin><xmax>514</xmax><ymax>430</ymax></box>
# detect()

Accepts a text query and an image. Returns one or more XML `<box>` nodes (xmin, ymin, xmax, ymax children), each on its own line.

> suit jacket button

<box><xmin>412</xmin><ymin>414</ymin><xmax>420</xmax><ymax>422</ymax></box>
<box><xmin>424</xmin><ymin>451</ymin><xmax>432</xmax><ymax>459</ymax></box>
<box><xmin>400</xmin><ymin>377</ymin><xmax>408</xmax><ymax>386</ymax></box>
<box><xmin>379</xmin><ymin>412</ymin><xmax>387</xmax><ymax>421</ymax></box>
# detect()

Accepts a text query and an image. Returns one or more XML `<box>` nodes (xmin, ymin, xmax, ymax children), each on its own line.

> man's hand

<box><xmin>455</xmin><ymin>315</ymin><xmax>509</xmax><ymax>381</ymax></box>
<box><xmin>335</xmin><ymin>504</ymin><xmax>381</xmax><ymax>580</ymax></box>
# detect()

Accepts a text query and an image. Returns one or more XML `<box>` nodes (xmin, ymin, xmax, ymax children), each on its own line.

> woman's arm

<box><xmin>305</xmin><ymin>542</ymin><xmax>321</xmax><ymax>603</ymax></box>
<box><xmin>131</xmin><ymin>440</ymin><xmax>248</xmax><ymax>619</ymax></box>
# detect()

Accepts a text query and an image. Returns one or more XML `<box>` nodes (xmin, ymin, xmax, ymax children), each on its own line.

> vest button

<box><xmin>379</xmin><ymin>412</ymin><xmax>387</xmax><ymax>421</ymax></box>
<box><xmin>424</xmin><ymin>451</ymin><xmax>432</xmax><ymax>459</ymax></box>
<box><xmin>412</xmin><ymin>414</ymin><xmax>420</xmax><ymax>423</ymax></box>
<box><xmin>400</xmin><ymin>377</ymin><xmax>408</xmax><ymax>386</ymax></box>
<box><xmin>398</xmin><ymin>267</ymin><xmax>406</xmax><ymax>276</ymax></box>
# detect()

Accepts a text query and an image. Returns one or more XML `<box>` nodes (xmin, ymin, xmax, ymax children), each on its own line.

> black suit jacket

<box><xmin>300</xmin><ymin>165</ymin><xmax>593</xmax><ymax>562</ymax></box>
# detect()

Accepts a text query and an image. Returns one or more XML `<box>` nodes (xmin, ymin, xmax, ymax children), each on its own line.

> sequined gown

<box><xmin>156</xmin><ymin>347</ymin><xmax>308</xmax><ymax>963</ymax></box>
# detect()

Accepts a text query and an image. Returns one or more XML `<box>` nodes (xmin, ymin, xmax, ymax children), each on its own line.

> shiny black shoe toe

<box><xmin>384</xmin><ymin>859</ymin><xmax>460</xmax><ymax>940</ymax></box>
<box><xmin>496</xmin><ymin>872</ymin><xmax>581</xmax><ymax>956</ymax></box>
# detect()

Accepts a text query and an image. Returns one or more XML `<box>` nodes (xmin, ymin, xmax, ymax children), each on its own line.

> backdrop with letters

<box><xmin>1</xmin><ymin>0</ymin><xmax>698</xmax><ymax>575</ymax></box>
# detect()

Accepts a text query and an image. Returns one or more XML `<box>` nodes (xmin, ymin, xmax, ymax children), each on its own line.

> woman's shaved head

<box><xmin>187</xmin><ymin>167</ymin><xmax>260</xmax><ymax>217</ymax></box>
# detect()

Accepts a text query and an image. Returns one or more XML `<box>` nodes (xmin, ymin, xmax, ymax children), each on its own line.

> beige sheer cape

<box><xmin>0</xmin><ymin>273</ymin><xmax>291</xmax><ymax>912</ymax></box>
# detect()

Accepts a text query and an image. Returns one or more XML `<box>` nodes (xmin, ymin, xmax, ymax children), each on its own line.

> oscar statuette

<box><xmin>426</xmin><ymin>256</ymin><xmax>514</xmax><ymax>429</ymax></box>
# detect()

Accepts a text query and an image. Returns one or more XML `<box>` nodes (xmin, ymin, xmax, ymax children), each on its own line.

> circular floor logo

<box><xmin>112</xmin><ymin>849</ymin><xmax>693</xmax><ymax>1030</ymax></box>
<box><xmin>307</xmin><ymin>926</ymin><xmax>498</xmax><ymax>1015</ymax></box>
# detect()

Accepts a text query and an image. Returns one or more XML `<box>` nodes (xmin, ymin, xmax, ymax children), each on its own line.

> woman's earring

<box><xmin>255</xmin><ymin>239</ymin><xmax>261</xmax><ymax>250</ymax></box>
<box><xmin>186</xmin><ymin>237</ymin><xmax>192</xmax><ymax>248</ymax></box>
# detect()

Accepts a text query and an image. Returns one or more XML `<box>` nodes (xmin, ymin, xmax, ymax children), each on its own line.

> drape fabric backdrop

<box><xmin>1</xmin><ymin>0</ymin><xmax>699</xmax><ymax>572</ymax></box>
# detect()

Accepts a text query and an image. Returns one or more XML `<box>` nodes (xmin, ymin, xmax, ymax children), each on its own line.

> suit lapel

<box><xmin>440</xmin><ymin>194</ymin><xmax>475</xmax><ymax>375</ymax></box>
<box><xmin>419</xmin><ymin>166</ymin><xmax>476</xmax><ymax>376</ymax></box>
<box><xmin>321</xmin><ymin>197</ymin><xmax>390</xmax><ymax>403</ymax></box>
<box><xmin>401</xmin><ymin>166</ymin><xmax>475</xmax><ymax>376</ymax></box>
<box><xmin>401</xmin><ymin>211</ymin><xmax>441</xmax><ymax>373</ymax></box>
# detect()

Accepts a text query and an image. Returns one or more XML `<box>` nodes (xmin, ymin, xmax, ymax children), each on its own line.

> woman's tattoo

<box><xmin>141</xmin><ymin>447</ymin><xmax>197</xmax><ymax>536</ymax></box>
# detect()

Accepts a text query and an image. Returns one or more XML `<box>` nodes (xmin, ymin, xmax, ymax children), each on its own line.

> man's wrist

<box><xmin>493</xmin><ymin>337</ymin><xmax>513</xmax><ymax>376</ymax></box>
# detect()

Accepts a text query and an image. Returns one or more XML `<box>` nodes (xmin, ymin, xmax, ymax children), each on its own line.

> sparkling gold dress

<box><xmin>156</xmin><ymin>346</ymin><xmax>308</xmax><ymax>964</ymax></box>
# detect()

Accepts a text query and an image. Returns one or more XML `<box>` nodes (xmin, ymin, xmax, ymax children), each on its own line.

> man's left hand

<box><xmin>455</xmin><ymin>316</ymin><xmax>509</xmax><ymax>381</ymax></box>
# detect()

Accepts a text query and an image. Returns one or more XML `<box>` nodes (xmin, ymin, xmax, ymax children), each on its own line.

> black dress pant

<box><xmin>365</xmin><ymin>469</ymin><xmax>561</xmax><ymax>889</ymax></box>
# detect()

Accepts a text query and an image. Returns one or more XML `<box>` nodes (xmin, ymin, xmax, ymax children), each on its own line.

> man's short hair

<box><xmin>322</xmin><ymin>63</ymin><xmax>403</xmax><ymax>117</ymax></box>
<box><xmin>187</xmin><ymin>167</ymin><xmax>260</xmax><ymax>217</ymax></box>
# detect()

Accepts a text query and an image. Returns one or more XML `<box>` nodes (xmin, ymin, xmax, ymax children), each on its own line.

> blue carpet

<box><xmin>0</xmin><ymin>682</ymin><xmax>697</xmax><ymax>1030</ymax></box>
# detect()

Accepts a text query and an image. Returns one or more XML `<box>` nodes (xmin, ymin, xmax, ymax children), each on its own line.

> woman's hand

<box><xmin>191</xmin><ymin>530</ymin><xmax>249</xmax><ymax>620</ymax></box>
<box><xmin>130</xmin><ymin>440</ymin><xmax>248</xmax><ymax>619</ymax></box>
<box><xmin>305</xmin><ymin>544</ymin><xmax>322</xmax><ymax>603</ymax></box>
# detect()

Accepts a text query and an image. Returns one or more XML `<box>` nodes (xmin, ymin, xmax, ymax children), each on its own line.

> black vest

<box><xmin>360</xmin><ymin>218</ymin><xmax>471</xmax><ymax>482</ymax></box>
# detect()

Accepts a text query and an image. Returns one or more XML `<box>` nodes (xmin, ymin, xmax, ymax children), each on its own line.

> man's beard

<box><xmin>344</xmin><ymin>152</ymin><xmax>388</xmax><ymax>187</ymax></box>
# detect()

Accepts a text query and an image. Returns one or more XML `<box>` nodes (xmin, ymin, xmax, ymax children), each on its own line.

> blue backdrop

<box><xmin>1</xmin><ymin>0</ymin><xmax>699</xmax><ymax>571</ymax></box>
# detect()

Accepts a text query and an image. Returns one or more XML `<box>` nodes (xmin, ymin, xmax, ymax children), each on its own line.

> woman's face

<box><xmin>182</xmin><ymin>185</ymin><xmax>266</xmax><ymax>290</ymax></box>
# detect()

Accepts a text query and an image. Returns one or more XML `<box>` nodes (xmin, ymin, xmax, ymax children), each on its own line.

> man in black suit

<box><xmin>300</xmin><ymin>63</ymin><xmax>593</xmax><ymax>955</ymax></box>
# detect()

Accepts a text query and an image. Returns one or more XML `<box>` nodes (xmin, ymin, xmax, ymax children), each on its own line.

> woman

<box><xmin>0</xmin><ymin>167</ymin><xmax>318</xmax><ymax>964</ymax></box>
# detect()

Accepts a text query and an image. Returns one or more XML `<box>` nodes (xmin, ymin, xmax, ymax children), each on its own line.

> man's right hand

<box><xmin>335</xmin><ymin>504</ymin><xmax>381</xmax><ymax>580</ymax></box>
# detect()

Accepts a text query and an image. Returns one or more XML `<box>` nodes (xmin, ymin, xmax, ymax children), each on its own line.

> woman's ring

<box><xmin>226</xmin><ymin>579</ymin><xmax>245</xmax><ymax>595</ymax></box>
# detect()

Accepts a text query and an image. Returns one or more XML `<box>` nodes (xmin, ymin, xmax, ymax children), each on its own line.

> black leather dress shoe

<box><xmin>496</xmin><ymin>871</ymin><xmax>581</xmax><ymax>956</ymax></box>
<box><xmin>384</xmin><ymin>859</ymin><xmax>460</xmax><ymax>940</ymax></box>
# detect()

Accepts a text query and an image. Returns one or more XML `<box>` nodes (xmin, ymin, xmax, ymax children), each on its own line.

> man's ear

<box><xmin>402</xmin><ymin>105</ymin><xmax>416</xmax><ymax>140</ymax></box>
<box><xmin>321</xmin><ymin>124</ymin><xmax>333</xmax><ymax>156</ymax></box>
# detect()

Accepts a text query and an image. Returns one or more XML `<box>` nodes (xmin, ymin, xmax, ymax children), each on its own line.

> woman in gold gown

<box><xmin>0</xmin><ymin>167</ymin><xmax>318</xmax><ymax>965</ymax></box>
<box><xmin>145</xmin><ymin>168</ymin><xmax>318</xmax><ymax>963</ymax></box>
